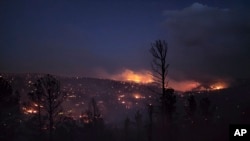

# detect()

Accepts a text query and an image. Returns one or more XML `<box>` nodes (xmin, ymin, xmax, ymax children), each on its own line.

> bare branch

<box><xmin>150</xmin><ymin>40</ymin><xmax>169</xmax><ymax>93</ymax></box>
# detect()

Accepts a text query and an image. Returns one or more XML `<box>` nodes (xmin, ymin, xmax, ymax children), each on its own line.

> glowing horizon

<box><xmin>103</xmin><ymin>69</ymin><xmax>230</xmax><ymax>92</ymax></box>
<box><xmin>110</xmin><ymin>69</ymin><xmax>154</xmax><ymax>84</ymax></box>
<box><xmin>210</xmin><ymin>82</ymin><xmax>228</xmax><ymax>90</ymax></box>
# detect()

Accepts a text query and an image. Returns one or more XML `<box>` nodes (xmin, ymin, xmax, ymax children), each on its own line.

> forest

<box><xmin>1</xmin><ymin>40</ymin><xmax>250</xmax><ymax>141</ymax></box>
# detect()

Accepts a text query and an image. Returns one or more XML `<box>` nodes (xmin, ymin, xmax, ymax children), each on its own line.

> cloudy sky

<box><xmin>1</xmin><ymin>0</ymin><xmax>250</xmax><ymax>90</ymax></box>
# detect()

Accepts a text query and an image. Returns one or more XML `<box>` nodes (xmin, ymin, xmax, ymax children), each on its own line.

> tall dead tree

<box><xmin>150</xmin><ymin>40</ymin><xmax>169</xmax><ymax>123</ymax></box>
<box><xmin>150</xmin><ymin>40</ymin><xmax>176</xmax><ymax>141</ymax></box>
<box><xmin>150</xmin><ymin>40</ymin><xmax>169</xmax><ymax>96</ymax></box>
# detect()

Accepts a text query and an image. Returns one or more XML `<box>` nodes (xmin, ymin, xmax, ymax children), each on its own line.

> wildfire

<box><xmin>111</xmin><ymin>69</ymin><xmax>153</xmax><ymax>84</ymax></box>
<box><xmin>133</xmin><ymin>93</ymin><xmax>145</xmax><ymax>99</ymax></box>
<box><xmin>168</xmin><ymin>80</ymin><xmax>201</xmax><ymax>92</ymax></box>
<box><xmin>22</xmin><ymin>107</ymin><xmax>37</xmax><ymax>114</ymax></box>
<box><xmin>122</xmin><ymin>69</ymin><xmax>153</xmax><ymax>83</ymax></box>
<box><xmin>168</xmin><ymin>80</ymin><xmax>229</xmax><ymax>92</ymax></box>
<box><xmin>104</xmin><ymin>68</ymin><xmax>230</xmax><ymax>92</ymax></box>
<box><xmin>22</xmin><ymin>103</ymin><xmax>43</xmax><ymax>115</ymax></box>
<box><xmin>210</xmin><ymin>82</ymin><xmax>228</xmax><ymax>90</ymax></box>
<box><xmin>134</xmin><ymin>94</ymin><xmax>141</xmax><ymax>99</ymax></box>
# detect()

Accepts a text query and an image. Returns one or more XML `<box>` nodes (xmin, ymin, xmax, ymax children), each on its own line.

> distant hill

<box><xmin>0</xmin><ymin>73</ymin><xmax>157</xmax><ymax>124</ymax></box>
<box><xmin>1</xmin><ymin>73</ymin><xmax>250</xmax><ymax>125</ymax></box>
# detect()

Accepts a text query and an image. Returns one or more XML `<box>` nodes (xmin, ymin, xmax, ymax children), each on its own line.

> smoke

<box><xmin>163</xmin><ymin>3</ymin><xmax>250</xmax><ymax>86</ymax></box>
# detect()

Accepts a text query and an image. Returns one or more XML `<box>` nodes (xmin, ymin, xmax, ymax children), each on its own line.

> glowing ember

<box><xmin>33</xmin><ymin>103</ymin><xmax>43</xmax><ymax>108</ymax></box>
<box><xmin>119</xmin><ymin>95</ymin><xmax>125</xmax><ymax>98</ymax></box>
<box><xmin>133</xmin><ymin>93</ymin><xmax>145</xmax><ymax>99</ymax></box>
<box><xmin>22</xmin><ymin>107</ymin><xmax>37</xmax><ymax>114</ymax></box>
<box><xmin>134</xmin><ymin>94</ymin><xmax>141</xmax><ymax>99</ymax></box>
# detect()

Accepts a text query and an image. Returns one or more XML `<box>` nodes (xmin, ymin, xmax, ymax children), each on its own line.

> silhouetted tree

<box><xmin>124</xmin><ymin>117</ymin><xmax>131</xmax><ymax>141</ymax></box>
<box><xmin>28</xmin><ymin>80</ymin><xmax>44</xmax><ymax>136</ymax></box>
<box><xmin>162</xmin><ymin>88</ymin><xmax>176</xmax><ymax>121</ymax></box>
<box><xmin>80</xmin><ymin>97</ymin><xmax>104</xmax><ymax>139</ymax></box>
<box><xmin>150</xmin><ymin>40</ymin><xmax>169</xmax><ymax>97</ymax></box>
<box><xmin>80</xmin><ymin>109</ymin><xmax>93</xmax><ymax>128</ymax></box>
<box><xmin>54</xmin><ymin>116</ymin><xmax>77</xmax><ymax>141</ymax></box>
<box><xmin>89</xmin><ymin>98</ymin><xmax>101</xmax><ymax>122</ymax></box>
<box><xmin>159</xmin><ymin>88</ymin><xmax>176</xmax><ymax>141</ymax></box>
<box><xmin>185</xmin><ymin>94</ymin><xmax>197</xmax><ymax>123</ymax></box>
<box><xmin>0</xmin><ymin>77</ymin><xmax>20</xmax><ymax>141</ymax></box>
<box><xmin>134</xmin><ymin>110</ymin><xmax>142</xmax><ymax>141</ymax></box>
<box><xmin>31</xmin><ymin>74</ymin><xmax>65</xmax><ymax>141</ymax></box>
<box><xmin>147</xmin><ymin>104</ymin><xmax>153</xmax><ymax>141</ymax></box>
<box><xmin>200</xmin><ymin>97</ymin><xmax>214</xmax><ymax>121</ymax></box>
<box><xmin>150</xmin><ymin>40</ymin><xmax>175</xmax><ymax>124</ymax></box>
<box><xmin>150</xmin><ymin>40</ymin><xmax>177</xmax><ymax>141</ymax></box>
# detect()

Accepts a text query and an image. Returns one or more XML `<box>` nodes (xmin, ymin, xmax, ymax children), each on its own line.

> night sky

<box><xmin>1</xmin><ymin>0</ymin><xmax>250</xmax><ymax>91</ymax></box>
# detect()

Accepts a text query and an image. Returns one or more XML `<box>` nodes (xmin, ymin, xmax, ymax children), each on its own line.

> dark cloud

<box><xmin>163</xmin><ymin>3</ymin><xmax>250</xmax><ymax>85</ymax></box>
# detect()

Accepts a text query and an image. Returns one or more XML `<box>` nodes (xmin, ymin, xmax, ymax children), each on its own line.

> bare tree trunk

<box><xmin>49</xmin><ymin>96</ymin><xmax>53</xmax><ymax>141</ymax></box>
<box><xmin>148</xmin><ymin>104</ymin><xmax>153</xmax><ymax>141</ymax></box>
<box><xmin>38</xmin><ymin>105</ymin><xmax>42</xmax><ymax>138</ymax></box>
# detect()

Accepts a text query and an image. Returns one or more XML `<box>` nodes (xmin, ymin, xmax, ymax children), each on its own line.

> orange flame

<box><xmin>112</xmin><ymin>69</ymin><xmax>153</xmax><ymax>84</ymax></box>
<box><xmin>100</xmin><ymin>68</ymin><xmax>229</xmax><ymax>92</ymax></box>
<box><xmin>210</xmin><ymin>82</ymin><xmax>228</xmax><ymax>90</ymax></box>
<box><xmin>133</xmin><ymin>93</ymin><xmax>141</xmax><ymax>99</ymax></box>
